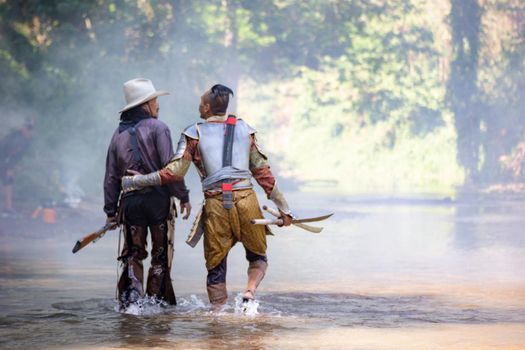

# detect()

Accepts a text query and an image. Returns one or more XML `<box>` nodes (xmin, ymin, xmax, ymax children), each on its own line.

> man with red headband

<box><xmin>122</xmin><ymin>84</ymin><xmax>293</xmax><ymax>309</ymax></box>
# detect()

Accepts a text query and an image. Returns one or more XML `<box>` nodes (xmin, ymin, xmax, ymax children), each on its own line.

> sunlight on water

<box><xmin>175</xmin><ymin>293</ymin><xmax>262</xmax><ymax>316</ymax></box>
<box><xmin>1</xmin><ymin>193</ymin><xmax>525</xmax><ymax>349</ymax></box>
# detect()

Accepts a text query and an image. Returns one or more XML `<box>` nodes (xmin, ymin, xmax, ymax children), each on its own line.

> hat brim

<box><xmin>119</xmin><ymin>90</ymin><xmax>169</xmax><ymax>113</ymax></box>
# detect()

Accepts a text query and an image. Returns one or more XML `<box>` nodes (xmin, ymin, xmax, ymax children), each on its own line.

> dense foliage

<box><xmin>0</xmin><ymin>0</ymin><xmax>524</xmax><ymax>199</ymax></box>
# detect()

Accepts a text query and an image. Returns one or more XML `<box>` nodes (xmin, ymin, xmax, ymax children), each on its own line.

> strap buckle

<box><xmin>222</xmin><ymin>182</ymin><xmax>233</xmax><ymax>209</ymax></box>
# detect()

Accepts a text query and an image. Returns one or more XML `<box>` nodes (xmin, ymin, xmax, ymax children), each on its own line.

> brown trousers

<box><xmin>117</xmin><ymin>223</ymin><xmax>176</xmax><ymax>307</ymax></box>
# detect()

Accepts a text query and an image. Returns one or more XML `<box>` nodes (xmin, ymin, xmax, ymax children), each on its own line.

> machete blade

<box><xmin>292</xmin><ymin>213</ymin><xmax>334</xmax><ymax>224</ymax></box>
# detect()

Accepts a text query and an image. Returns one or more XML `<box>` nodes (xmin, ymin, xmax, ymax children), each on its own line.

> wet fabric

<box><xmin>207</xmin><ymin>255</ymin><xmax>228</xmax><ymax>285</ymax></box>
<box><xmin>203</xmin><ymin>189</ymin><xmax>267</xmax><ymax>270</ymax></box>
<box><xmin>146</xmin><ymin>223</ymin><xmax>176</xmax><ymax>304</ymax></box>
<box><xmin>207</xmin><ymin>249</ymin><xmax>266</xmax><ymax>286</ymax></box>
<box><xmin>206</xmin><ymin>282</ymin><xmax>227</xmax><ymax>306</ymax></box>
<box><xmin>118</xmin><ymin>225</ymin><xmax>147</xmax><ymax>308</ymax></box>
<box><xmin>117</xmin><ymin>191</ymin><xmax>176</xmax><ymax>306</ymax></box>
<box><xmin>117</xmin><ymin>222</ymin><xmax>176</xmax><ymax>306</ymax></box>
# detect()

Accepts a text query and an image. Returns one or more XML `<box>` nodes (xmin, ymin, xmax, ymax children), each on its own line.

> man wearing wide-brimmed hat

<box><xmin>120</xmin><ymin>84</ymin><xmax>293</xmax><ymax>310</ymax></box>
<box><xmin>103</xmin><ymin>78</ymin><xmax>191</xmax><ymax>310</ymax></box>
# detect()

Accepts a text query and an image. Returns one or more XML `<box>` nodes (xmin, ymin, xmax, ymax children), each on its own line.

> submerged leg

<box><xmin>146</xmin><ymin>222</ymin><xmax>176</xmax><ymax>305</ymax></box>
<box><xmin>206</xmin><ymin>255</ymin><xmax>228</xmax><ymax>310</ymax></box>
<box><xmin>243</xmin><ymin>250</ymin><xmax>268</xmax><ymax>301</ymax></box>
<box><xmin>117</xmin><ymin>225</ymin><xmax>148</xmax><ymax>309</ymax></box>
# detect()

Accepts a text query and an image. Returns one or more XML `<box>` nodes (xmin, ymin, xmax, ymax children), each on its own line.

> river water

<box><xmin>1</xmin><ymin>191</ymin><xmax>525</xmax><ymax>349</ymax></box>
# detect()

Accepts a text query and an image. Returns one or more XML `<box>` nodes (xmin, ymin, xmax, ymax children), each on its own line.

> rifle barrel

<box><xmin>72</xmin><ymin>241</ymin><xmax>82</xmax><ymax>254</ymax></box>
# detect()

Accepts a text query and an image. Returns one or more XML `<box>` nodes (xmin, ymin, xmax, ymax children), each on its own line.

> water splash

<box><xmin>177</xmin><ymin>294</ymin><xmax>207</xmax><ymax>313</ymax></box>
<box><xmin>234</xmin><ymin>293</ymin><xmax>259</xmax><ymax>316</ymax></box>
<box><xmin>114</xmin><ymin>295</ymin><xmax>170</xmax><ymax>316</ymax></box>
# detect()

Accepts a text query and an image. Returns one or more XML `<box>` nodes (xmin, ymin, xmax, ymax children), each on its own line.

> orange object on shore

<box><xmin>32</xmin><ymin>206</ymin><xmax>57</xmax><ymax>224</ymax></box>
<box><xmin>42</xmin><ymin>208</ymin><xmax>57</xmax><ymax>224</ymax></box>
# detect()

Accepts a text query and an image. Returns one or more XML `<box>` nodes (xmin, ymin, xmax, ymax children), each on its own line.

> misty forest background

<box><xmin>1</xmin><ymin>0</ymin><xmax>525</xmax><ymax>204</ymax></box>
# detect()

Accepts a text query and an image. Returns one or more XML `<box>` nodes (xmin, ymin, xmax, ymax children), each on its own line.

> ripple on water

<box><xmin>259</xmin><ymin>292</ymin><xmax>525</xmax><ymax>327</ymax></box>
<box><xmin>2</xmin><ymin>291</ymin><xmax>524</xmax><ymax>350</ymax></box>
<box><xmin>43</xmin><ymin>291</ymin><xmax>525</xmax><ymax>327</ymax></box>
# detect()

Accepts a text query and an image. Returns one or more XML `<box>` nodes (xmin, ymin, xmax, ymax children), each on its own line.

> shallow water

<box><xmin>1</xmin><ymin>191</ymin><xmax>525</xmax><ymax>349</ymax></box>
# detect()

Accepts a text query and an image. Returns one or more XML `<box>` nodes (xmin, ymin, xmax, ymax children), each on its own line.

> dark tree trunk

<box><xmin>447</xmin><ymin>0</ymin><xmax>482</xmax><ymax>184</ymax></box>
<box><xmin>223</xmin><ymin>0</ymin><xmax>240</xmax><ymax>113</ymax></box>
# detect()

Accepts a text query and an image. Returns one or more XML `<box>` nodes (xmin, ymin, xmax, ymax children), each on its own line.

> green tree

<box><xmin>447</xmin><ymin>0</ymin><xmax>482</xmax><ymax>183</ymax></box>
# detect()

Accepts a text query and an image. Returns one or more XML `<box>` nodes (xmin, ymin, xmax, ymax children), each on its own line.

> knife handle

<box><xmin>251</xmin><ymin>218</ymin><xmax>284</xmax><ymax>225</ymax></box>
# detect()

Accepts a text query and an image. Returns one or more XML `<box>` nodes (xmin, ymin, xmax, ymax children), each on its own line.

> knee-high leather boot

<box><xmin>117</xmin><ymin>225</ymin><xmax>148</xmax><ymax>309</ymax></box>
<box><xmin>146</xmin><ymin>222</ymin><xmax>176</xmax><ymax>305</ymax></box>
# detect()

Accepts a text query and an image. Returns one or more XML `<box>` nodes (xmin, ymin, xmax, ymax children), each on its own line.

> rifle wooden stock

<box><xmin>72</xmin><ymin>222</ymin><xmax>118</xmax><ymax>254</ymax></box>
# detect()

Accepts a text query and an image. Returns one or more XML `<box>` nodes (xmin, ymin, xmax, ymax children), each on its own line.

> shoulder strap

<box><xmin>222</xmin><ymin>115</ymin><xmax>237</xmax><ymax>167</ymax></box>
<box><xmin>221</xmin><ymin>115</ymin><xmax>237</xmax><ymax>209</ymax></box>
<box><xmin>127</xmin><ymin>120</ymin><xmax>144</xmax><ymax>168</ymax></box>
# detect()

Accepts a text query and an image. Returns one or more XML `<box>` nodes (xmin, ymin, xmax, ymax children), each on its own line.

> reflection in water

<box><xmin>1</xmin><ymin>291</ymin><xmax>523</xmax><ymax>350</ymax></box>
<box><xmin>1</xmin><ymin>192</ymin><xmax>525</xmax><ymax>349</ymax></box>
<box><xmin>453</xmin><ymin>193</ymin><xmax>525</xmax><ymax>251</ymax></box>
<box><xmin>3</xmin><ymin>293</ymin><xmax>525</xmax><ymax>349</ymax></box>
<box><xmin>112</xmin><ymin>295</ymin><xmax>271</xmax><ymax>350</ymax></box>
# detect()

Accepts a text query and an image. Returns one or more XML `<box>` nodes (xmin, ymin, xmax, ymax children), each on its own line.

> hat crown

<box><xmin>119</xmin><ymin>78</ymin><xmax>168</xmax><ymax>113</ymax></box>
<box><xmin>123</xmin><ymin>78</ymin><xmax>156</xmax><ymax>105</ymax></box>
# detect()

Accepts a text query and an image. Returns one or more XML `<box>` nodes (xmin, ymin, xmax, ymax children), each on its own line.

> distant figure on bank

<box><xmin>0</xmin><ymin>119</ymin><xmax>34</xmax><ymax>216</ymax></box>
<box><xmin>104</xmin><ymin>78</ymin><xmax>191</xmax><ymax>310</ymax></box>
<box><xmin>121</xmin><ymin>84</ymin><xmax>293</xmax><ymax>310</ymax></box>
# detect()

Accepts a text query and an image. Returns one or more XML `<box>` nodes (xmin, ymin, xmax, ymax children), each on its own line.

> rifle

<box><xmin>72</xmin><ymin>222</ymin><xmax>119</xmax><ymax>254</ymax></box>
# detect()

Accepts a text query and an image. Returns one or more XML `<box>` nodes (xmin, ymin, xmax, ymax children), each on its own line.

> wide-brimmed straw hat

<box><xmin>119</xmin><ymin>78</ymin><xmax>169</xmax><ymax>113</ymax></box>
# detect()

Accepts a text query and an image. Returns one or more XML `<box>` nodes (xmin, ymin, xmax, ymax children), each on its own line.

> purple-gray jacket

<box><xmin>103</xmin><ymin>117</ymin><xmax>189</xmax><ymax>217</ymax></box>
